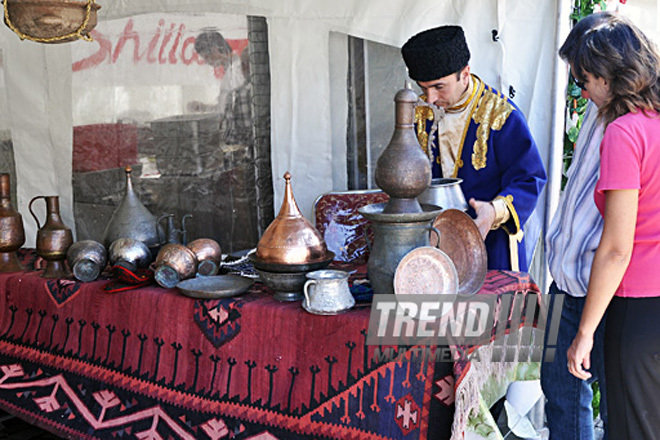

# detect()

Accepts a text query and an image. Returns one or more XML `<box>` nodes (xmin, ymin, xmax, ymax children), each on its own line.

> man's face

<box><xmin>201</xmin><ymin>47</ymin><xmax>231</xmax><ymax>68</ymax></box>
<box><xmin>417</xmin><ymin>66</ymin><xmax>471</xmax><ymax>109</ymax></box>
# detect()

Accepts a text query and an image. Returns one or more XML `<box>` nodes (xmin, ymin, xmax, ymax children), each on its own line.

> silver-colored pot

<box><xmin>67</xmin><ymin>240</ymin><xmax>107</xmax><ymax>282</ymax></box>
<box><xmin>418</xmin><ymin>178</ymin><xmax>468</xmax><ymax>211</ymax></box>
<box><xmin>108</xmin><ymin>238</ymin><xmax>153</xmax><ymax>272</ymax></box>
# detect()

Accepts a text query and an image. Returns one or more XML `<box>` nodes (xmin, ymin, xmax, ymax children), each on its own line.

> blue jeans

<box><xmin>541</xmin><ymin>282</ymin><xmax>607</xmax><ymax>440</ymax></box>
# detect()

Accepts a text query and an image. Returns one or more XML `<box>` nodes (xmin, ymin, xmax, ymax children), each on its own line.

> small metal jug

<box><xmin>303</xmin><ymin>269</ymin><xmax>355</xmax><ymax>315</ymax></box>
<box><xmin>29</xmin><ymin>195</ymin><xmax>73</xmax><ymax>278</ymax></box>
<box><xmin>157</xmin><ymin>213</ymin><xmax>193</xmax><ymax>245</ymax></box>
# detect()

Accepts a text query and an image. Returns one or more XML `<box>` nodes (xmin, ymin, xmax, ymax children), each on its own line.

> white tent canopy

<box><xmin>1</xmin><ymin>0</ymin><xmax>591</xmax><ymax>286</ymax></box>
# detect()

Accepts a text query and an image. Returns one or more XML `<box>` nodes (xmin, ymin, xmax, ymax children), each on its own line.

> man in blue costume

<box><xmin>401</xmin><ymin>25</ymin><xmax>546</xmax><ymax>271</ymax></box>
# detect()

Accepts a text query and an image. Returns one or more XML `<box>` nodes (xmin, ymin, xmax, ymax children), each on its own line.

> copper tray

<box><xmin>176</xmin><ymin>275</ymin><xmax>254</xmax><ymax>299</ymax></box>
<box><xmin>248</xmin><ymin>252</ymin><xmax>335</xmax><ymax>273</ymax></box>
<box><xmin>394</xmin><ymin>246</ymin><xmax>459</xmax><ymax>296</ymax></box>
<box><xmin>430</xmin><ymin>209</ymin><xmax>487</xmax><ymax>294</ymax></box>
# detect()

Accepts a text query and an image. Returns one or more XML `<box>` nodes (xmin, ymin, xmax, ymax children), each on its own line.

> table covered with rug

<box><xmin>0</xmin><ymin>250</ymin><xmax>542</xmax><ymax>440</ymax></box>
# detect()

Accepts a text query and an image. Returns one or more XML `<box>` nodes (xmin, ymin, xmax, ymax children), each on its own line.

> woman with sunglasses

<box><xmin>566</xmin><ymin>12</ymin><xmax>660</xmax><ymax>439</ymax></box>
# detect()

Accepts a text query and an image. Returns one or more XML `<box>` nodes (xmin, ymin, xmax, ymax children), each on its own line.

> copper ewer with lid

<box><xmin>0</xmin><ymin>173</ymin><xmax>25</xmax><ymax>273</ymax></box>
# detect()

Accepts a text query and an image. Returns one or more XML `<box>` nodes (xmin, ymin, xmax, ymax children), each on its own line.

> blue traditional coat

<box><xmin>414</xmin><ymin>75</ymin><xmax>547</xmax><ymax>271</ymax></box>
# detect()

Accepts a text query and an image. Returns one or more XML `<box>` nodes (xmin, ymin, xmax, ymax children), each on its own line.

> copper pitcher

<box><xmin>0</xmin><ymin>174</ymin><xmax>25</xmax><ymax>273</ymax></box>
<box><xmin>29</xmin><ymin>195</ymin><xmax>73</xmax><ymax>278</ymax></box>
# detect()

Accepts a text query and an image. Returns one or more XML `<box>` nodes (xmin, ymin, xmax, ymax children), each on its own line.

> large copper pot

<box><xmin>0</xmin><ymin>174</ymin><xmax>25</xmax><ymax>273</ymax></box>
<box><xmin>29</xmin><ymin>195</ymin><xmax>73</xmax><ymax>278</ymax></box>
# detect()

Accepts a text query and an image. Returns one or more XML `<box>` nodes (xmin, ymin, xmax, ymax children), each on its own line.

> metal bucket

<box><xmin>418</xmin><ymin>178</ymin><xmax>468</xmax><ymax>211</ymax></box>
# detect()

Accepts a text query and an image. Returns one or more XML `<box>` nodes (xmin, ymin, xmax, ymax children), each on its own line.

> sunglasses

<box><xmin>570</xmin><ymin>72</ymin><xmax>587</xmax><ymax>91</ymax></box>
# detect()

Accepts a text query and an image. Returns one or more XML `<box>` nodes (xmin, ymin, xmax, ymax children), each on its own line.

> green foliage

<box><xmin>562</xmin><ymin>0</ymin><xmax>607</xmax><ymax>186</ymax></box>
<box><xmin>592</xmin><ymin>381</ymin><xmax>601</xmax><ymax>418</ymax></box>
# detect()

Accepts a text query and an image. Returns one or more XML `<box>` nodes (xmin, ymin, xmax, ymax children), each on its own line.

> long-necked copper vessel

<box><xmin>255</xmin><ymin>172</ymin><xmax>329</xmax><ymax>266</ymax></box>
<box><xmin>0</xmin><ymin>174</ymin><xmax>25</xmax><ymax>272</ymax></box>
<box><xmin>29</xmin><ymin>195</ymin><xmax>73</xmax><ymax>278</ymax></box>
<box><xmin>374</xmin><ymin>87</ymin><xmax>432</xmax><ymax>213</ymax></box>
<box><xmin>358</xmin><ymin>86</ymin><xmax>440</xmax><ymax>295</ymax></box>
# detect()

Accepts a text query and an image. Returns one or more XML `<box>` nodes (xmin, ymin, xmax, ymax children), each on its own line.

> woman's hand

<box><xmin>567</xmin><ymin>331</ymin><xmax>594</xmax><ymax>380</ymax></box>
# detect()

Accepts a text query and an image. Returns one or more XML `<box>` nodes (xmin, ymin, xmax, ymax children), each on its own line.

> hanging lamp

<box><xmin>3</xmin><ymin>0</ymin><xmax>100</xmax><ymax>43</ymax></box>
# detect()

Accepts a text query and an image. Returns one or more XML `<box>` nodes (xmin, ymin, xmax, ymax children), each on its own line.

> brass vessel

<box><xmin>255</xmin><ymin>171</ymin><xmax>329</xmax><ymax>266</ymax></box>
<box><xmin>102</xmin><ymin>166</ymin><xmax>163</xmax><ymax>253</ymax></box>
<box><xmin>0</xmin><ymin>174</ymin><xmax>25</xmax><ymax>273</ymax></box>
<box><xmin>29</xmin><ymin>195</ymin><xmax>73</xmax><ymax>278</ymax></box>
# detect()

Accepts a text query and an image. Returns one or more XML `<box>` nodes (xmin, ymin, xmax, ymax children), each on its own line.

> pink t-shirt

<box><xmin>595</xmin><ymin>110</ymin><xmax>660</xmax><ymax>297</ymax></box>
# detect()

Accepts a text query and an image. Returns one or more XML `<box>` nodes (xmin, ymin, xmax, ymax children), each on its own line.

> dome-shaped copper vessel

<box><xmin>255</xmin><ymin>172</ymin><xmax>328</xmax><ymax>266</ymax></box>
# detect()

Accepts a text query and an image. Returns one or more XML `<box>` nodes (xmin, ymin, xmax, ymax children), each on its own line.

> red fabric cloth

<box><xmin>73</xmin><ymin>124</ymin><xmax>138</xmax><ymax>173</ymax></box>
<box><xmin>0</xmin><ymin>252</ymin><xmax>540</xmax><ymax>440</ymax></box>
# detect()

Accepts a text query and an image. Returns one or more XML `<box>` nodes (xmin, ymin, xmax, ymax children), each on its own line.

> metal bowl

<box><xmin>256</xmin><ymin>269</ymin><xmax>307</xmax><ymax>302</ymax></box>
<box><xmin>249</xmin><ymin>252</ymin><xmax>334</xmax><ymax>274</ymax></box>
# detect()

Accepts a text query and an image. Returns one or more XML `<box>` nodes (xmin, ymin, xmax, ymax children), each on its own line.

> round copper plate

<box><xmin>394</xmin><ymin>247</ymin><xmax>459</xmax><ymax>296</ymax></box>
<box><xmin>430</xmin><ymin>209</ymin><xmax>487</xmax><ymax>294</ymax></box>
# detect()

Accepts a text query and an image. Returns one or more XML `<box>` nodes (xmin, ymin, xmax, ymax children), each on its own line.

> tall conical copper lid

<box><xmin>255</xmin><ymin>172</ymin><xmax>328</xmax><ymax>265</ymax></box>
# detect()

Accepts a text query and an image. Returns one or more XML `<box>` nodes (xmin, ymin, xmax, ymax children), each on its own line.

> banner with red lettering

<box><xmin>71</xmin><ymin>13</ymin><xmax>248</xmax><ymax>125</ymax></box>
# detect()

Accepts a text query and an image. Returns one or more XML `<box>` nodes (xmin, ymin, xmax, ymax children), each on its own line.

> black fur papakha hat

<box><xmin>401</xmin><ymin>25</ymin><xmax>470</xmax><ymax>81</ymax></box>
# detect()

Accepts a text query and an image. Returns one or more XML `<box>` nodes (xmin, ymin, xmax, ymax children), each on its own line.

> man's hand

<box><xmin>469</xmin><ymin>198</ymin><xmax>496</xmax><ymax>239</ymax></box>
